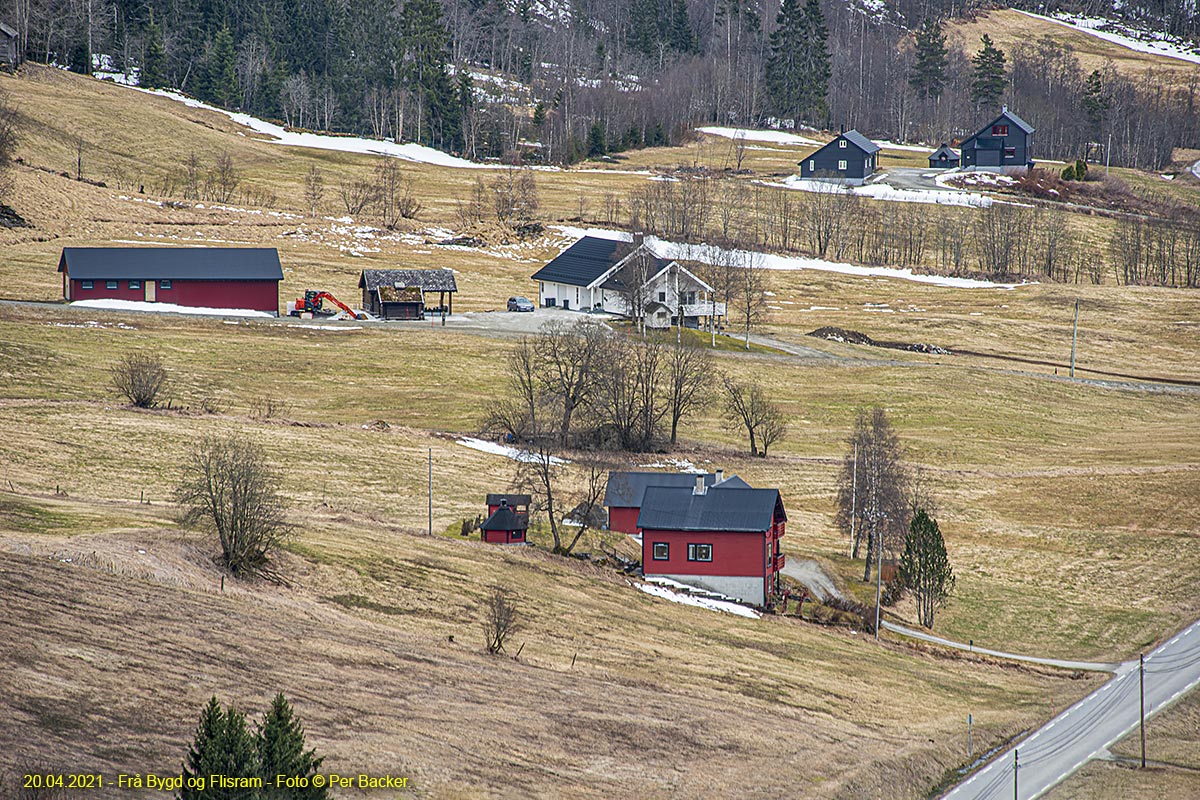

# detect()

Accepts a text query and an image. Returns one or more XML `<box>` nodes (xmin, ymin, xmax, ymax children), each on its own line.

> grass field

<box><xmin>0</xmin><ymin>57</ymin><xmax>1198</xmax><ymax>799</ymax></box>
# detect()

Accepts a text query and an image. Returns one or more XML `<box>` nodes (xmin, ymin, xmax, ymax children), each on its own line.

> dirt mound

<box><xmin>808</xmin><ymin>326</ymin><xmax>950</xmax><ymax>355</ymax></box>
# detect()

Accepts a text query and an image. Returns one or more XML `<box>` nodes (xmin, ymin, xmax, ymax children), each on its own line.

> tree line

<box><xmin>7</xmin><ymin>0</ymin><xmax>1197</xmax><ymax>168</ymax></box>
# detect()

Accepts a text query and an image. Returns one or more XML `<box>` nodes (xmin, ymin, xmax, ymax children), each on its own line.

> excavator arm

<box><xmin>312</xmin><ymin>292</ymin><xmax>360</xmax><ymax>318</ymax></box>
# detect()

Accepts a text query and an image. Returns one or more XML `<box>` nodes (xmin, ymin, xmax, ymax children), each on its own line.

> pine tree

<box><xmin>205</xmin><ymin>27</ymin><xmax>240</xmax><ymax>108</ymax></box>
<box><xmin>181</xmin><ymin>697</ymin><xmax>259</xmax><ymax>800</ymax></box>
<box><xmin>1082</xmin><ymin>69</ymin><xmax>1109</xmax><ymax>134</ymax></box>
<box><xmin>898</xmin><ymin>509</ymin><xmax>954</xmax><ymax>629</ymax></box>
<box><xmin>401</xmin><ymin>0</ymin><xmax>458</xmax><ymax>148</ymax></box>
<box><xmin>531</xmin><ymin>101</ymin><xmax>547</xmax><ymax>128</ymax></box>
<box><xmin>587</xmin><ymin>122</ymin><xmax>606</xmax><ymax>157</ymax></box>
<box><xmin>141</xmin><ymin>15</ymin><xmax>167</xmax><ymax>89</ymax></box>
<box><xmin>970</xmin><ymin>34</ymin><xmax>1007</xmax><ymax>110</ymax></box>
<box><xmin>909</xmin><ymin>18</ymin><xmax>948</xmax><ymax>101</ymax></box>
<box><xmin>765</xmin><ymin>0</ymin><xmax>829</xmax><ymax>126</ymax></box>
<box><xmin>669</xmin><ymin>0</ymin><xmax>695</xmax><ymax>53</ymax></box>
<box><xmin>257</xmin><ymin>693</ymin><xmax>326</xmax><ymax>800</ymax></box>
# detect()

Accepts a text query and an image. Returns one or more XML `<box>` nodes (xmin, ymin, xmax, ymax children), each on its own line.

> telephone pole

<box><xmin>428</xmin><ymin>448</ymin><xmax>433</xmax><ymax>536</ymax></box>
<box><xmin>1140</xmin><ymin>653</ymin><xmax>1147</xmax><ymax>769</ymax></box>
<box><xmin>1070</xmin><ymin>299</ymin><xmax>1079</xmax><ymax>379</ymax></box>
<box><xmin>1013</xmin><ymin>749</ymin><xmax>1019</xmax><ymax>800</ymax></box>
<box><xmin>850</xmin><ymin>441</ymin><xmax>858</xmax><ymax>559</ymax></box>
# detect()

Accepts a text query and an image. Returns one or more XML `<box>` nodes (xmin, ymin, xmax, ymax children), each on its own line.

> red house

<box><xmin>604</xmin><ymin>470</ymin><xmax>749</xmax><ymax>535</ymax></box>
<box><xmin>480</xmin><ymin>499</ymin><xmax>529</xmax><ymax>544</ymax></box>
<box><xmin>639</xmin><ymin>478</ymin><xmax>786</xmax><ymax>607</ymax></box>
<box><xmin>58</xmin><ymin>247</ymin><xmax>284</xmax><ymax>314</ymax></box>
<box><xmin>486</xmin><ymin>493</ymin><xmax>531</xmax><ymax>517</ymax></box>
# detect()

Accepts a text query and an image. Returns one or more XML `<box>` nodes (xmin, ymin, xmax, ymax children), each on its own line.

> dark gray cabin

<box><xmin>0</xmin><ymin>21</ymin><xmax>18</xmax><ymax>68</ymax></box>
<box><xmin>799</xmin><ymin>129</ymin><xmax>882</xmax><ymax>185</ymax></box>
<box><xmin>928</xmin><ymin>143</ymin><xmax>960</xmax><ymax>168</ymax></box>
<box><xmin>359</xmin><ymin>268</ymin><xmax>457</xmax><ymax>319</ymax></box>
<box><xmin>959</xmin><ymin>107</ymin><xmax>1034</xmax><ymax>171</ymax></box>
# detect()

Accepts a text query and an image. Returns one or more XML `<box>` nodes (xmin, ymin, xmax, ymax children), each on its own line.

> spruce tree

<box><xmin>141</xmin><ymin>16</ymin><xmax>167</xmax><ymax>89</ymax></box>
<box><xmin>205</xmin><ymin>27</ymin><xmax>240</xmax><ymax>108</ymax></box>
<box><xmin>766</xmin><ymin>0</ymin><xmax>829</xmax><ymax>127</ymax></box>
<box><xmin>400</xmin><ymin>0</ymin><xmax>459</xmax><ymax>149</ymax></box>
<box><xmin>1082</xmin><ymin>69</ymin><xmax>1109</xmax><ymax>134</ymax></box>
<box><xmin>909</xmin><ymin>18</ymin><xmax>948</xmax><ymax>101</ymax></box>
<box><xmin>181</xmin><ymin>697</ymin><xmax>259</xmax><ymax>800</ymax></box>
<box><xmin>257</xmin><ymin>693</ymin><xmax>326</xmax><ymax>800</ymax></box>
<box><xmin>898</xmin><ymin>509</ymin><xmax>955</xmax><ymax>629</ymax></box>
<box><xmin>970</xmin><ymin>34</ymin><xmax>1007</xmax><ymax>110</ymax></box>
<box><xmin>587</xmin><ymin>122</ymin><xmax>606</xmax><ymax>157</ymax></box>
<box><xmin>669</xmin><ymin>0</ymin><xmax>695</xmax><ymax>53</ymax></box>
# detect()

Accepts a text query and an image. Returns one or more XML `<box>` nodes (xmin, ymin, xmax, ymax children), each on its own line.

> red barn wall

<box><xmin>608</xmin><ymin>506</ymin><xmax>641</xmax><ymax>534</ymax></box>
<box><xmin>69</xmin><ymin>279</ymin><xmax>279</xmax><ymax>313</ymax></box>
<box><xmin>641</xmin><ymin>530</ymin><xmax>767</xmax><ymax>577</ymax></box>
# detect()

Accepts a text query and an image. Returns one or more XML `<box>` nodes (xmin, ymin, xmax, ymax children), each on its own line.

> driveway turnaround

<box><xmin>942</xmin><ymin>618</ymin><xmax>1200</xmax><ymax>799</ymax></box>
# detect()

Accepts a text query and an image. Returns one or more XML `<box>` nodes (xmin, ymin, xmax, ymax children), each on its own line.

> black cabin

<box><xmin>959</xmin><ymin>107</ymin><xmax>1034</xmax><ymax>171</ymax></box>
<box><xmin>799</xmin><ymin>130</ymin><xmax>882</xmax><ymax>185</ymax></box>
<box><xmin>928</xmin><ymin>143</ymin><xmax>960</xmax><ymax>168</ymax></box>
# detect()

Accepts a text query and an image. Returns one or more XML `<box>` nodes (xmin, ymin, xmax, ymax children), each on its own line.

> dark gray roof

<box><xmin>359</xmin><ymin>269</ymin><xmax>457</xmax><ymax>292</ymax></box>
<box><xmin>930</xmin><ymin>143</ymin><xmax>959</xmax><ymax>159</ymax></box>
<box><xmin>481</xmin><ymin>502</ymin><xmax>529</xmax><ymax>532</ymax></box>
<box><xmin>57</xmin><ymin>247</ymin><xmax>283</xmax><ymax>281</ymax></box>
<box><xmin>487</xmin><ymin>493</ymin><xmax>531</xmax><ymax>507</ymax></box>
<box><xmin>0</xmin><ymin>21</ymin><xmax>17</xmax><ymax>37</ymax></box>
<box><xmin>637</xmin><ymin>487</ymin><xmax>785</xmax><ymax>533</ymax></box>
<box><xmin>531</xmin><ymin>236</ymin><xmax>668</xmax><ymax>287</ymax></box>
<box><xmin>604</xmin><ymin>471</ymin><xmax>751</xmax><ymax>508</ymax></box>
<box><xmin>841</xmin><ymin>129</ymin><xmax>882</xmax><ymax>154</ymax></box>
<box><xmin>966</xmin><ymin>109</ymin><xmax>1035</xmax><ymax>143</ymax></box>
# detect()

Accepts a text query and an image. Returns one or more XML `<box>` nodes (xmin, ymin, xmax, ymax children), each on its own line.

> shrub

<box><xmin>111</xmin><ymin>351</ymin><xmax>170</xmax><ymax>408</ymax></box>
<box><xmin>481</xmin><ymin>585</ymin><xmax>522</xmax><ymax>655</ymax></box>
<box><xmin>1061</xmin><ymin>163</ymin><xmax>1077</xmax><ymax>181</ymax></box>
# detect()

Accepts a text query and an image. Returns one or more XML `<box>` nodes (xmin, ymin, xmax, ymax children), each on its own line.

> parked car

<box><xmin>507</xmin><ymin>296</ymin><xmax>535</xmax><ymax>312</ymax></box>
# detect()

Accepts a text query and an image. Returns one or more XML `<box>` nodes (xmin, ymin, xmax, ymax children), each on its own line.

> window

<box><xmin>160</xmin><ymin>280</ymin><xmax>172</xmax><ymax>290</ymax></box>
<box><xmin>652</xmin><ymin>542</ymin><xmax>670</xmax><ymax>560</ymax></box>
<box><xmin>992</xmin><ymin>124</ymin><xmax>1009</xmax><ymax>136</ymax></box>
<box><xmin>129</xmin><ymin>280</ymin><xmax>141</xmax><ymax>290</ymax></box>
<box><xmin>106</xmin><ymin>280</ymin><xmax>118</xmax><ymax>290</ymax></box>
<box><xmin>808</xmin><ymin>159</ymin><xmax>815</xmax><ymax>171</ymax></box>
<box><xmin>687</xmin><ymin>543</ymin><xmax>713</xmax><ymax>562</ymax></box>
<box><xmin>1004</xmin><ymin>147</ymin><xmax>1016</xmax><ymax>159</ymax></box>
<box><xmin>685</xmin><ymin>291</ymin><xmax>696</xmax><ymax>305</ymax></box>
<box><xmin>837</xmin><ymin>160</ymin><xmax>847</xmax><ymax>171</ymax></box>
<box><xmin>81</xmin><ymin>280</ymin><xmax>93</xmax><ymax>290</ymax></box>
<box><xmin>864</xmin><ymin>159</ymin><xmax>870</xmax><ymax>172</ymax></box>
<box><xmin>511</xmin><ymin>531</ymin><xmax>524</xmax><ymax>541</ymax></box>
<box><xmin>838</xmin><ymin>139</ymin><xmax>847</xmax><ymax>148</ymax></box>
<box><xmin>658</xmin><ymin>291</ymin><xmax>666</xmax><ymax>302</ymax></box>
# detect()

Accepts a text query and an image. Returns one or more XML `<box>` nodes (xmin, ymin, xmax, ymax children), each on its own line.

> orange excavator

<box><xmin>287</xmin><ymin>290</ymin><xmax>367</xmax><ymax>320</ymax></box>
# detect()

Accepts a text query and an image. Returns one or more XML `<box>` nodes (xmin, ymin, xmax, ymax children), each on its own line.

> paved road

<box><xmin>883</xmin><ymin>621</ymin><xmax>1120</xmax><ymax>673</ymax></box>
<box><xmin>942</xmin><ymin>618</ymin><xmax>1200</xmax><ymax>800</ymax></box>
<box><xmin>879</xmin><ymin>166</ymin><xmax>957</xmax><ymax>192</ymax></box>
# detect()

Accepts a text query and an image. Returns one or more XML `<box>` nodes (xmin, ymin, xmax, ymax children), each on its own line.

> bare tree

<box><xmin>730</xmin><ymin>250</ymin><xmax>769</xmax><ymax>349</ymax></box>
<box><xmin>111</xmin><ymin>351</ymin><xmax>169</xmax><ymax>408</ymax></box>
<box><xmin>183</xmin><ymin>152</ymin><xmax>202</xmax><ymax>201</ymax></box>
<box><xmin>516</xmin><ymin>447</ymin><xmax>609</xmax><ymax>555</ymax></box>
<box><xmin>175</xmin><ymin>435</ymin><xmax>292</xmax><ymax>582</ymax></box>
<box><xmin>665</xmin><ymin>338</ymin><xmax>711</xmax><ymax>445</ymax></box>
<box><xmin>0</xmin><ymin>90</ymin><xmax>17</xmax><ymax>203</ymax></box>
<box><xmin>721</xmin><ymin>375</ymin><xmax>786</xmax><ymax>457</ymax></box>
<box><xmin>339</xmin><ymin>174</ymin><xmax>375</xmax><ymax>216</ymax></box>
<box><xmin>303</xmin><ymin>164</ymin><xmax>324</xmax><ymax>216</ymax></box>
<box><xmin>534</xmin><ymin>319</ymin><xmax>611</xmax><ymax>445</ymax></box>
<box><xmin>610</xmin><ymin>247</ymin><xmax>657</xmax><ymax>334</ymax></box>
<box><xmin>593</xmin><ymin>335</ymin><xmax>667</xmax><ymax>451</ymax></box>
<box><xmin>210</xmin><ymin>151</ymin><xmax>239</xmax><ymax>203</ymax></box>
<box><xmin>491</xmin><ymin>166</ymin><xmax>540</xmax><ymax>228</ymax></box>
<box><xmin>481</xmin><ymin>585</ymin><xmax>522</xmax><ymax>654</ymax></box>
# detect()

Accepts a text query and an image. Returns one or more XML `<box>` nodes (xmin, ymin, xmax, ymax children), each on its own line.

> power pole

<box><xmin>1013</xmin><ymin>749</ymin><xmax>1019</xmax><ymax>800</ymax></box>
<box><xmin>968</xmin><ymin>713</ymin><xmax>973</xmax><ymax>760</ymax></box>
<box><xmin>874</xmin><ymin>521</ymin><xmax>883</xmax><ymax>641</ymax></box>
<box><xmin>1140</xmin><ymin>653</ymin><xmax>1147</xmax><ymax>769</ymax></box>
<box><xmin>850</xmin><ymin>441</ymin><xmax>858</xmax><ymax>558</ymax></box>
<box><xmin>1106</xmin><ymin>131</ymin><xmax>1112</xmax><ymax>176</ymax></box>
<box><xmin>1070</xmin><ymin>299</ymin><xmax>1079</xmax><ymax>379</ymax></box>
<box><xmin>428</xmin><ymin>448</ymin><xmax>433</xmax><ymax>536</ymax></box>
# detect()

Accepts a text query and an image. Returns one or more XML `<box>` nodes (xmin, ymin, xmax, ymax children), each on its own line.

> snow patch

<box><xmin>696</xmin><ymin>126</ymin><xmax>822</xmax><ymax>146</ymax></box>
<box><xmin>456</xmin><ymin>437</ymin><xmax>568</xmax><ymax>464</ymax></box>
<box><xmin>71</xmin><ymin>299</ymin><xmax>274</xmax><ymax>318</ymax></box>
<box><xmin>637</xmin><ymin>582</ymin><xmax>761</xmax><ymax>619</ymax></box>
<box><xmin>1017</xmin><ymin>11</ymin><xmax>1200</xmax><ymax>65</ymax></box>
<box><xmin>775</xmin><ymin>175</ymin><xmax>994</xmax><ymax>208</ymax></box>
<box><xmin>637</xmin><ymin>458</ymin><xmax>707</xmax><ymax>473</ymax></box>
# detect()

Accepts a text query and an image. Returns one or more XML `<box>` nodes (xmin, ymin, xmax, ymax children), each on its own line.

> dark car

<box><xmin>507</xmin><ymin>296</ymin><xmax>535</xmax><ymax>312</ymax></box>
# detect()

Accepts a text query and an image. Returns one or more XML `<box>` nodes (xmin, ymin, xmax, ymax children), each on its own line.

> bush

<box><xmin>174</xmin><ymin>435</ymin><xmax>292</xmax><ymax>581</ymax></box>
<box><xmin>1075</xmin><ymin>159</ymin><xmax>1088</xmax><ymax>181</ymax></box>
<box><xmin>1061</xmin><ymin>163</ymin><xmax>1077</xmax><ymax>181</ymax></box>
<box><xmin>111</xmin><ymin>351</ymin><xmax>170</xmax><ymax>408</ymax></box>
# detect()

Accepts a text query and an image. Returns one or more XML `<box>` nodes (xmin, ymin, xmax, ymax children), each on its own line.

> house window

<box><xmin>808</xmin><ymin>160</ymin><xmax>815</xmax><ymax>171</ymax></box>
<box><xmin>837</xmin><ymin>160</ymin><xmax>847</xmax><ymax>170</ymax></box>
<box><xmin>160</xmin><ymin>280</ymin><xmax>172</xmax><ymax>289</ymax></box>
<box><xmin>838</xmin><ymin>139</ymin><xmax>847</xmax><ymax>148</ymax></box>
<box><xmin>685</xmin><ymin>291</ymin><xmax>696</xmax><ymax>305</ymax></box>
<box><xmin>864</xmin><ymin>159</ymin><xmax>870</xmax><ymax>172</ymax></box>
<box><xmin>658</xmin><ymin>291</ymin><xmax>666</xmax><ymax>302</ymax></box>
<box><xmin>81</xmin><ymin>280</ymin><xmax>93</xmax><ymax>290</ymax></box>
<box><xmin>511</xmin><ymin>531</ymin><xmax>524</xmax><ymax>540</ymax></box>
<box><xmin>687</xmin><ymin>543</ymin><xmax>713</xmax><ymax>562</ymax></box>
<box><xmin>129</xmin><ymin>280</ymin><xmax>141</xmax><ymax>290</ymax></box>
<box><xmin>652</xmin><ymin>542</ymin><xmax>670</xmax><ymax>560</ymax></box>
<box><xmin>106</xmin><ymin>280</ymin><xmax>118</xmax><ymax>290</ymax></box>
<box><xmin>1004</xmin><ymin>147</ymin><xmax>1016</xmax><ymax>158</ymax></box>
<box><xmin>993</xmin><ymin>124</ymin><xmax>1009</xmax><ymax>136</ymax></box>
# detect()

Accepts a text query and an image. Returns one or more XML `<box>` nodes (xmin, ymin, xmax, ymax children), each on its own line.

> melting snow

<box><xmin>1017</xmin><ymin>11</ymin><xmax>1200</xmax><ymax>65</ymax></box>
<box><xmin>71</xmin><ymin>299</ymin><xmax>274</xmax><ymax>317</ymax></box>
<box><xmin>456</xmin><ymin>437</ymin><xmax>568</xmax><ymax>464</ymax></box>
<box><xmin>774</xmin><ymin>176</ymin><xmax>994</xmax><ymax>208</ymax></box>
<box><xmin>637</xmin><ymin>581</ymin><xmax>761</xmax><ymax>619</ymax></box>
<box><xmin>696</xmin><ymin>126</ymin><xmax>822</xmax><ymax>146</ymax></box>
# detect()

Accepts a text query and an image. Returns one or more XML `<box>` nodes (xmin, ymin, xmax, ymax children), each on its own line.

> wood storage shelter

<box><xmin>360</xmin><ymin>269</ymin><xmax>458</xmax><ymax>319</ymax></box>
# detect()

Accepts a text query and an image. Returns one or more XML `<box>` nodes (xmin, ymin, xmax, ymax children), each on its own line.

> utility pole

<box><xmin>428</xmin><ymin>448</ymin><xmax>433</xmax><ymax>536</ymax></box>
<box><xmin>1140</xmin><ymin>653</ymin><xmax>1147</xmax><ymax>769</ymax></box>
<box><xmin>1013</xmin><ymin>749</ymin><xmax>1019</xmax><ymax>800</ymax></box>
<box><xmin>850</xmin><ymin>441</ymin><xmax>858</xmax><ymax>559</ymax></box>
<box><xmin>1106</xmin><ymin>131</ymin><xmax>1112</xmax><ymax>176</ymax></box>
<box><xmin>1070</xmin><ymin>299</ymin><xmax>1079</xmax><ymax>379</ymax></box>
<box><xmin>874</xmin><ymin>522</ymin><xmax>883</xmax><ymax>641</ymax></box>
<box><xmin>968</xmin><ymin>713</ymin><xmax>973</xmax><ymax>760</ymax></box>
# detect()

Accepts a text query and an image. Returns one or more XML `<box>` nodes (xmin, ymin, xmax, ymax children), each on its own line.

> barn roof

<box><xmin>486</xmin><ymin>493</ymin><xmax>531</xmax><ymax>507</ymax></box>
<box><xmin>965</xmin><ymin>108</ymin><xmax>1036</xmax><ymax>143</ymax></box>
<box><xmin>638</xmin><ymin>486</ymin><xmax>785</xmax><ymax>533</ymax></box>
<box><xmin>604</xmin><ymin>471</ymin><xmax>750</xmax><ymax>508</ymax></box>
<box><xmin>376</xmin><ymin>285</ymin><xmax>424</xmax><ymax>303</ymax></box>
<box><xmin>57</xmin><ymin>247</ymin><xmax>283</xmax><ymax>281</ymax></box>
<box><xmin>481</xmin><ymin>501</ymin><xmax>529</xmax><ymax>532</ymax></box>
<box><xmin>359</xmin><ymin>269</ymin><xmax>457</xmax><ymax>292</ymax></box>
<box><xmin>531</xmin><ymin>236</ymin><xmax>669</xmax><ymax>288</ymax></box>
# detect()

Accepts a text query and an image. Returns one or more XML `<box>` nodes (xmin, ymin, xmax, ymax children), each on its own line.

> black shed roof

<box><xmin>359</xmin><ymin>269</ymin><xmax>457</xmax><ymax>292</ymax></box>
<box><xmin>637</xmin><ymin>487</ymin><xmax>785</xmax><ymax>533</ymax></box>
<box><xmin>487</xmin><ymin>493</ymin><xmax>531</xmax><ymax>508</ymax></box>
<box><xmin>58</xmin><ymin>247</ymin><xmax>283</xmax><ymax>281</ymax></box>
<box><xmin>531</xmin><ymin>236</ymin><xmax>668</xmax><ymax>287</ymax></box>
<box><xmin>604</xmin><ymin>471</ymin><xmax>750</xmax><ymax>508</ymax></box>
<box><xmin>929</xmin><ymin>143</ymin><xmax>959</xmax><ymax>160</ymax></box>
<box><xmin>481</xmin><ymin>502</ymin><xmax>529</xmax><ymax>532</ymax></box>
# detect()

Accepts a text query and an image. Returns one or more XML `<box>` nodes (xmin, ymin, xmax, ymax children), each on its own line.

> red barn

<box><xmin>604</xmin><ymin>470</ymin><xmax>749</xmax><ymax>535</ymax></box>
<box><xmin>639</xmin><ymin>478</ymin><xmax>787</xmax><ymax>607</ymax></box>
<box><xmin>486</xmin><ymin>493</ymin><xmax>531</xmax><ymax>517</ymax></box>
<box><xmin>480</xmin><ymin>499</ymin><xmax>529</xmax><ymax>544</ymax></box>
<box><xmin>58</xmin><ymin>247</ymin><xmax>284</xmax><ymax>314</ymax></box>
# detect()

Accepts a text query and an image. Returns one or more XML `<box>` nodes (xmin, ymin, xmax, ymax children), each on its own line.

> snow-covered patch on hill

<box><xmin>1191</xmin><ymin>158</ymin><xmax>1200</xmax><ymax>181</ymax></box>
<box><xmin>552</xmin><ymin>226</ymin><xmax>1030</xmax><ymax>289</ymax></box>
<box><xmin>873</xmin><ymin>139</ymin><xmax>935</xmax><ymax>153</ymax></box>
<box><xmin>456</xmin><ymin>436</ymin><xmax>568</xmax><ymax>464</ymax></box>
<box><xmin>71</xmin><ymin>299</ymin><xmax>275</xmax><ymax>318</ymax></box>
<box><xmin>1017</xmin><ymin>10</ymin><xmax>1200</xmax><ymax>65</ymax></box>
<box><xmin>772</xmin><ymin>175</ymin><xmax>995</xmax><ymax>208</ymax></box>
<box><xmin>637</xmin><ymin>581</ymin><xmax>762</xmax><ymax>619</ymax></box>
<box><xmin>696</xmin><ymin>126</ymin><xmax>822</xmax><ymax>146</ymax></box>
<box><xmin>935</xmin><ymin>170</ymin><xmax>1017</xmax><ymax>190</ymax></box>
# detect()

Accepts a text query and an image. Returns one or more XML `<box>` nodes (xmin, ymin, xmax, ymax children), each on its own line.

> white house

<box><xmin>530</xmin><ymin>234</ymin><xmax>724</xmax><ymax>329</ymax></box>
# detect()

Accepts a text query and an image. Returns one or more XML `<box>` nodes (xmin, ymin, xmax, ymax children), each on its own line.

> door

<box><xmin>144</xmin><ymin>281</ymin><xmax>156</xmax><ymax>302</ymax></box>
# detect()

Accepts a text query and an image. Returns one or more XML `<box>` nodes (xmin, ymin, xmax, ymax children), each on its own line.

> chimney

<box><xmin>1002</xmin><ymin>104</ymin><xmax>1008</xmax><ymax>113</ymax></box>
<box><xmin>500</xmin><ymin>499</ymin><xmax>509</xmax><ymax>509</ymax></box>
<box><xmin>715</xmin><ymin>469</ymin><xmax>724</xmax><ymax>484</ymax></box>
<box><xmin>693</xmin><ymin>475</ymin><xmax>707</xmax><ymax>496</ymax></box>
<box><xmin>839</xmin><ymin>123</ymin><xmax>845</xmax><ymax>134</ymax></box>
<box><xmin>632</xmin><ymin>231</ymin><xmax>645</xmax><ymax>248</ymax></box>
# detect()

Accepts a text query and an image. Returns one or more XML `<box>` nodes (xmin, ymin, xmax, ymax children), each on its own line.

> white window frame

<box><xmin>81</xmin><ymin>280</ymin><xmax>93</xmax><ymax>290</ymax></box>
<box><xmin>687</xmin><ymin>543</ymin><xmax>713</xmax><ymax>562</ymax></box>
<box><xmin>160</xmin><ymin>279</ymin><xmax>172</xmax><ymax>289</ymax></box>
<box><xmin>837</xmin><ymin>159</ymin><xmax>847</xmax><ymax>171</ymax></box>
<box><xmin>652</xmin><ymin>542</ymin><xmax>670</xmax><ymax>560</ymax></box>
<box><xmin>838</xmin><ymin>139</ymin><xmax>847</xmax><ymax>148</ymax></box>
<box><xmin>106</xmin><ymin>280</ymin><xmax>118</xmax><ymax>290</ymax></box>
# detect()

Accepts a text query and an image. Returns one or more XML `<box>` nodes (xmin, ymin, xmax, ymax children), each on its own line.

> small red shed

<box><xmin>480</xmin><ymin>499</ymin><xmax>529</xmax><ymax>544</ymax></box>
<box><xmin>486</xmin><ymin>493</ymin><xmax>531</xmax><ymax>517</ymax></box>
<box><xmin>638</xmin><ymin>478</ymin><xmax>787</xmax><ymax>607</ymax></box>
<box><xmin>58</xmin><ymin>247</ymin><xmax>284</xmax><ymax>314</ymax></box>
<box><xmin>604</xmin><ymin>470</ymin><xmax>750</xmax><ymax>535</ymax></box>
